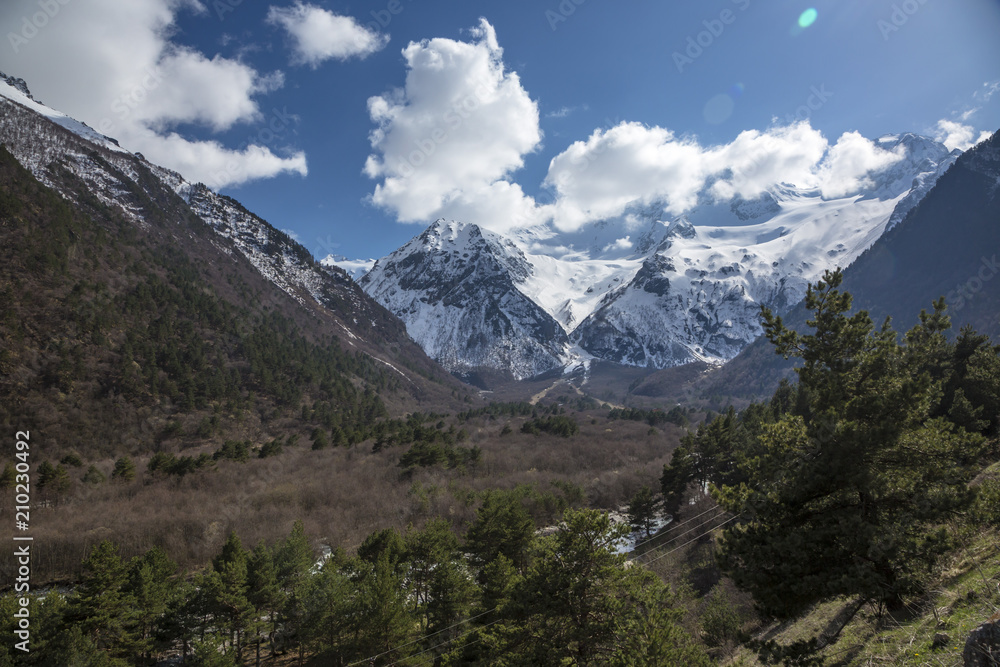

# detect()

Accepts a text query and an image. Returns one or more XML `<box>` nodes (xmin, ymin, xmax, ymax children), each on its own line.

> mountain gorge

<box><xmin>348</xmin><ymin>133</ymin><xmax>960</xmax><ymax>381</ymax></box>
<box><xmin>2</xmin><ymin>62</ymin><xmax>1000</xmax><ymax>667</ymax></box>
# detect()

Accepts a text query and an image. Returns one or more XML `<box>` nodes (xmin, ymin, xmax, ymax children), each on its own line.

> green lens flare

<box><xmin>798</xmin><ymin>8</ymin><xmax>818</xmax><ymax>28</ymax></box>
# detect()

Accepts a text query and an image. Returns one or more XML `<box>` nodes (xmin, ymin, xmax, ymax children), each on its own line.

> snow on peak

<box><xmin>362</xmin><ymin>132</ymin><xmax>959</xmax><ymax>376</ymax></box>
<box><xmin>0</xmin><ymin>72</ymin><xmax>127</xmax><ymax>154</ymax></box>
<box><xmin>360</xmin><ymin>220</ymin><xmax>568</xmax><ymax>380</ymax></box>
<box><xmin>0</xmin><ymin>72</ymin><xmax>33</xmax><ymax>100</ymax></box>
<box><xmin>320</xmin><ymin>254</ymin><xmax>376</xmax><ymax>282</ymax></box>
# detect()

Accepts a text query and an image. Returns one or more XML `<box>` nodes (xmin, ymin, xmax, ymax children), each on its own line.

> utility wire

<box><xmin>345</xmin><ymin>608</ymin><xmax>497</xmax><ymax>666</ymax></box>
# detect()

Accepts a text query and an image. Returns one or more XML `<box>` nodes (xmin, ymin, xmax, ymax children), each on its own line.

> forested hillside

<box><xmin>2</xmin><ymin>268</ymin><xmax>997</xmax><ymax>666</ymax></box>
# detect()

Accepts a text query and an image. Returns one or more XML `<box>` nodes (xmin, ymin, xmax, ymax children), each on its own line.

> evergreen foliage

<box><xmin>520</xmin><ymin>414</ymin><xmax>580</xmax><ymax>437</ymax></box>
<box><xmin>111</xmin><ymin>456</ymin><xmax>135</xmax><ymax>482</ymax></box>
<box><xmin>628</xmin><ymin>485</ymin><xmax>661</xmax><ymax>538</ymax></box>
<box><xmin>710</xmin><ymin>270</ymin><xmax>991</xmax><ymax>616</ymax></box>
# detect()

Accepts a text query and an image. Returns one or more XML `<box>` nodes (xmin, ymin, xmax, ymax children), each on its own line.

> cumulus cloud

<box><xmin>815</xmin><ymin>131</ymin><xmax>906</xmax><ymax>198</ymax></box>
<box><xmin>114</xmin><ymin>126</ymin><xmax>307</xmax><ymax>190</ymax></box>
<box><xmin>363</xmin><ymin>18</ymin><xmax>545</xmax><ymax>232</ymax></box>
<box><xmin>543</xmin><ymin>122</ymin><xmax>903</xmax><ymax>230</ymax></box>
<box><xmin>267</xmin><ymin>3</ymin><xmax>388</xmax><ymax>67</ymax></box>
<box><xmin>544</xmin><ymin>123</ymin><xmax>710</xmax><ymax>229</ymax></box>
<box><xmin>934</xmin><ymin>119</ymin><xmax>991</xmax><ymax>152</ymax></box>
<box><xmin>0</xmin><ymin>0</ymin><xmax>306</xmax><ymax>188</ymax></box>
<box><xmin>362</xmin><ymin>20</ymin><xmax>918</xmax><ymax>234</ymax></box>
<box><xmin>706</xmin><ymin>124</ymin><xmax>830</xmax><ymax>200</ymax></box>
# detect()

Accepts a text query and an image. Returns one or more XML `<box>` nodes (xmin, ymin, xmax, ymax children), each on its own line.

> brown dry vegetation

<box><xmin>12</xmin><ymin>408</ymin><xmax>685</xmax><ymax>583</ymax></box>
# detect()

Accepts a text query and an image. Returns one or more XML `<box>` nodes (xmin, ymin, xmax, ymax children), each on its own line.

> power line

<box><xmin>628</xmin><ymin>507</ymin><xmax>729</xmax><ymax>564</ymax></box>
<box><xmin>627</xmin><ymin>503</ymin><xmax>725</xmax><ymax>553</ymax></box>
<box><xmin>345</xmin><ymin>607</ymin><xmax>497</xmax><ymax>666</ymax></box>
<box><xmin>387</xmin><ymin>616</ymin><xmax>504</xmax><ymax>666</ymax></box>
<box><xmin>640</xmin><ymin>514</ymin><xmax>743</xmax><ymax>568</ymax></box>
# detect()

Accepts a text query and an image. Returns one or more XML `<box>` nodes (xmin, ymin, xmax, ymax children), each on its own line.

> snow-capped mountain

<box><xmin>359</xmin><ymin>134</ymin><xmax>960</xmax><ymax>378</ymax></box>
<box><xmin>360</xmin><ymin>220</ymin><xmax>568</xmax><ymax>380</ymax></box>
<box><xmin>699</xmin><ymin>128</ymin><xmax>1000</xmax><ymax>401</ymax></box>
<box><xmin>321</xmin><ymin>254</ymin><xmax>376</xmax><ymax>282</ymax></box>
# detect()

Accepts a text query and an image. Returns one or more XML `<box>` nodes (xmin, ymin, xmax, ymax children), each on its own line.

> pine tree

<box><xmin>357</xmin><ymin>526</ymin><xmax>406</xmax><ymax>571</ymax></box>
<box><xmin>302</xmin><ymin>559</ymin><xmax>353</xmax><ymax>658</ymax></box>
<box><xmin>404</xmin><ymin>518</ymin><xmax>458</xmax><ymax>621</ymax></box>
<box><xmin>246</xmin><ymin>542</ymin><xmax>282</xmax><ymax>666</ymax></box>
<box><xmin>627</xmin><ymin>485</ymin><xmax>659</xmax><ymax>538</ymax></box>
<box><xmin>48</xmin><ymin>463</ymin><xmax>72</xmax><ymax>503</ymax></box>
<box><xmin>274</xmin><ymin>520</ymin><xmax>314</xmax><ymax>664</ymax></box>
<box><xmin>0</xmin><ymin>463</ymin><xmax>14</xmax><ymax>489</ymax></box>
<box><xmin>459</xmin><ymin>508</ymin><xmax>710</xmax><ymax>666</ymax></box>
<box><xmin>82</xmin><ymin>464</ymin><xmax>106</xmax><ymax>485</ymax></box>
<box><xmin>660</xmin><ymin>446</ymin><xmax>695</xmax><ymax>517</ymax></box>
<box><xmin>36</xmin><ymin>460</ymin><xmax>56</xmax><ymax>488</ymax></box>
<box><xmin>465</xmin><ymin>489</ymin><xmax>535</xmax><ymax>573</ymax></box>
<box><xmin>717</xmin><ymin>270</ymin><xmax>989</xmax><ymax>616</ymax></box>
<box><xmin>209</xmin><ymin>531</ymin><xmax>254</xmax><ymax>661</ymax></box>
<box><xmin>125</xmin><ymin>546</ymin><xmax>178</xmax><ymax>663</ymax></box>
<box><xmin>68</xmin><ymin>540</ymin><xmax>138</xmax><ymax>660</ymax></box>
<box><xmin>350</xmin><ymin>554</ymin><xmax>415</xmax><ymax>663</ymax></box>
<box><xmin>111</xmin><ymin>456</ymin><xmax>135</xmax><ymax>482</ymax></box>
<box><xmin>0</xmin><ymin>463</ymin><xmax>17</xmax><ymax>489</ymax></box>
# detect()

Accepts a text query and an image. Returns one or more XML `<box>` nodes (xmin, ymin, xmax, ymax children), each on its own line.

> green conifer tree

<box><xmin>717</xmin><ymin>270</ymin><xmax>988</xmax><ymax>616</ymax></box>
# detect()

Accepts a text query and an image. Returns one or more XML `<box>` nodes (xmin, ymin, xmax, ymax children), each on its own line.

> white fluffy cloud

<box><xmin>934</xmin><ymin>119</ymin><xmax>991</xmax><ymax>152</ymax></box>
<box><xmin>0</xmin><ymin>0</ymin><xmax>306</xmax><ymax>188</ymax></box>
<box><xmin>267</xmin><ymin>3</ymin><xmax>388</xmax><ymax>67</ymax></box>
<box><xmin>544</xmin><ymin>123</ymin><xmax>710</xmax><ymax>229</ymax></box>
<box><xmin>815</xmin><ymin>131</ymin><xmax>906</xmax><ymax>198</ymax></box>
<box><xmin>126</xmin><ymin>127</ymin><xmax>308</xmax><ymax>190</ymax></box>
<box><xmin>361</xmin><ymin>20</ymin><xmax>921</xmax><ymax>235</ymax></box>
<box><xmin>543</xmin><ymin>123</ymin><xmax>904</xmax><ymax>230</ymax></box>
<box><xmin>364</xmin><ymin>19</ymin><xmax>545</xmax><ymax>232</ymax></box>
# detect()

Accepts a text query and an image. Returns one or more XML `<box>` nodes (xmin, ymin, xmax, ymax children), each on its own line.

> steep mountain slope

<box><xmin>842</xmin><ymin>130</ymin><xmax>1000</xmax><ymax>334</ymax></box>
<box><xmin>359</xmin><ymin>220</ymin><xmax>569</xmax><ymax>381</ymax></box>
<box><xmin>0</xmin><ymin>75</ymin><xmax>423</xmax><ymax>359</ymax></box>
<box><xmin>0</xmin><ymin>74</ymin><xmax>465</xmax><ymax>456</ymax></box>
<box><xmin>358</xmin><ymin>134</ymin><xmax>957</xmax><ymax>379</ymax></box>
<box><xmin>697</xmin><ymin>129</ymin><xmax>1000</xmax><ymax>401</ymax></box>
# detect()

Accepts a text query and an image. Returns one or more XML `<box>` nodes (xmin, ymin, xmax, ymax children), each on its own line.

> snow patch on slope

<box><xmin>0</xmin><ymin>73</ymin><xmax>128</xmax><ymax>154</ymax></box>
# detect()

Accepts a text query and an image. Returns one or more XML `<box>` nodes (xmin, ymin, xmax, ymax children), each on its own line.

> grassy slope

<box><xmin>723</xmin><ymin>463</ymin><xmax>1000</xmax><ymax>666</ymax></box>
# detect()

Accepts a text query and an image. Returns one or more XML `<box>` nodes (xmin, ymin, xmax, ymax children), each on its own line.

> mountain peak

<box><xmin>419</xmin><ymin>218</ymin><xmax>483</xmax><ymax>248</ymax></box>
<box><xmin>360</xmin><ymin>218</ymin><xmax>567</xmax><ymax>381</ymax></box>
<box><xmin>0</xmin><ymin>71</ymin><xmax>35</xmax><ymax>101</ymax></box>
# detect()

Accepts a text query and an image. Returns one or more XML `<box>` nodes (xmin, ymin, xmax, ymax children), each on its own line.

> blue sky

<box><xmin>2</xmin><ymin>0</ymin><xmax>999</xmax><ymax>260</ymax></box>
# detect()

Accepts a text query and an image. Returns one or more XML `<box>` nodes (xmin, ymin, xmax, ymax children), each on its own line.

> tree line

<box><xmin>0</xmin><ymin>494</ymin><xmax>711</xmax><ymax>666</ymax></box>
